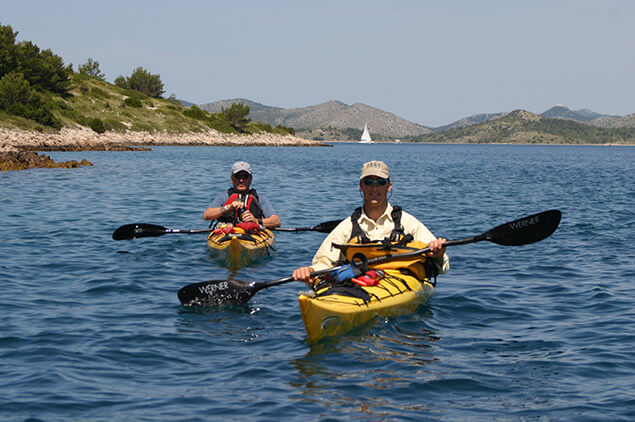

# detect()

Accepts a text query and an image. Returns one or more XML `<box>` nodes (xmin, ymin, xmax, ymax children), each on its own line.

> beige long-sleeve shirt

<box><xmin>311</xmin><ymin>203</ymin><xmax>450</xmax><ymax>273</ymax></box>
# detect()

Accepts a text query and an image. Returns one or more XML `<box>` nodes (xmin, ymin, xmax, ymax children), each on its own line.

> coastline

<box><xmin>0</xmin><ymin>127</ymin><xmax>330</xmax><ymax>171</ymax></box>
<box><xmin>0</xmin><ymin>127</ymin><xmax>328</xmax><ymax>151</ymax></box>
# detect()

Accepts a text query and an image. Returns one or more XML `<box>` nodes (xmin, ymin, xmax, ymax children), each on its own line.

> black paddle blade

<box><xmin>313</xmin><ymin>219</ymin><xmax>343</xmax><ymax>233</ymax></box>
<box><xmin>112</xmin><ymin>223</ymin><xmax>167</xmax><ymax>240</ymax></box>
<box><xmin>486</xmin><ymin>209</ymin><xmax>562</xmax><ymax>246</ymax></box>
<box><xmin>178</xmin><ymin>279</ymin><xmax>258</xmax><ymax>306</ymax></box>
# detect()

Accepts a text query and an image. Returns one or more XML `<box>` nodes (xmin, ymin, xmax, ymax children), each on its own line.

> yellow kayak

<box><xmin>298</xmin><ymin>269</ymin><xmax>434</xmax><ymax>344</ymax></box>
<box><xmin>207</xmin><ymin>225</ymin><xmax>274</xmax><ymax>269</ymax></box>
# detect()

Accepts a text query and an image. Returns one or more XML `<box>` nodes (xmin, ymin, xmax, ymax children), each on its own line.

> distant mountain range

<box><xmin>403</xmin><ymin>109</ymin><xmax>635</xmax><ymax>145</ymax></box>
<box><xmin>198</xmin><ymin>98</ymin><xmax>634</xmax><ymax>140</ymax></box>
<box><xmin>541</xmin><ymin>105</ymin><xmax>635</xmax><ymax>129</ymax></box>
<box><xmin>200</xmin><ymin>99</ymin><xmax>431</xmax><ymax>139</ymax></box>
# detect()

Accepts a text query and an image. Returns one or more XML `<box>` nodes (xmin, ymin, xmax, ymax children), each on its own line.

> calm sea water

<box><xmin>1</xmin><ymin>143</ymin><xmax>634</xmax><ymax>421</ymax></box>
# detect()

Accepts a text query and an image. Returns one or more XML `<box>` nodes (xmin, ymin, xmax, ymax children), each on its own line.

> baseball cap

<box><xmin>360</xmin><ymin>160</ymin><xmax>389</xmax><ymax>180</ymax></box>
<box><xmin>231</xmin><ymin>161</ymin><xmax>252</xmax><ymax>175</ymax></box>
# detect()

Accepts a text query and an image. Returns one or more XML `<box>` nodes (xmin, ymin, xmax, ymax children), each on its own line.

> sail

<box><xmin>360</xmin><ymin>123</ymin><xmax>373</xmax><ymax>143</ymax></box>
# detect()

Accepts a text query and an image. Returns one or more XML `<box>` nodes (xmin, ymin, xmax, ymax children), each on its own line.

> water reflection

<box><xmin>290</xmin><ymin>310</ymin><xmax>442</xmax><ymax>415</ymax></box>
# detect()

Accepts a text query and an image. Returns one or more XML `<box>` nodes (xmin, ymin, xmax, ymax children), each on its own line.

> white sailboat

<box><xmin>359</xmin><ymin>123</ymin><xmax>374</xmax><ymax>144</ymax></box>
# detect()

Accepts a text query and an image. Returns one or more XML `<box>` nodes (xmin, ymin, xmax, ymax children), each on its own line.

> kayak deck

<box><xmin>298</xmin><ymin>269</ymin><xmax>434</xmax><ymax>344</ymax></box>
<box><xmin>207</xmin><ymin>228</ymin><xmax>274</xmax><ymax>269</ymax></box>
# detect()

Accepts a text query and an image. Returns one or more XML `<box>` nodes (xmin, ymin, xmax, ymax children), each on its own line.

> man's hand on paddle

<box><xmin>427</xmin><ymin>238</ymin><xmax>447</xmax><ymax>260</ymax></box>
<box><xmin>293</xmin><ymin>266</ymin><xmax>314</xmax><ymax>284</ymax></box>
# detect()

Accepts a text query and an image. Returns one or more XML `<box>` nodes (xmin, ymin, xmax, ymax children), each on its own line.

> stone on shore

<box><xmin>0</xmin><ymin>126</ymin><xmax>329</xmax><ymax>171</ymax></box>
<box><xmin>1</xmin><ymin>127</ymin><xmax>327</xmax><ymax>150</ymax></box>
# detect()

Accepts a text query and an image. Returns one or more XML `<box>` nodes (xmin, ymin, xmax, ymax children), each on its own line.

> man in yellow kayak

<box><xmin>292</xmin><ymin>160</ymin><xmax>448</xmax><ymax>283</ymax></box>
<box><xmin>204</xmin><ymin>161</ymin><xmax>281</xmax><ymax>229</ymax></box>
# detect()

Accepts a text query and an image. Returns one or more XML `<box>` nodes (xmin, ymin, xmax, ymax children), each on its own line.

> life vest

<box><xmin>334</xmin><ymin>206</ymin><xmax>434</xmax><ymax>280</ymax></box>
<box><xmin>217</xmin><ymin>188</ymin><xmax>264</xmax><ymax>224</ymax></box>
<box><xmin>348</xmin><ymin>206</ymin><xmax>411</xmax><ymax>244</ymax></box>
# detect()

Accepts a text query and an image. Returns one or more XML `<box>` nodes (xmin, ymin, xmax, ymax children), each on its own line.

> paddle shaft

<box><xmin>246</xmin><ymin>209</ymin><xmax>562</xmax><ymax>292</ymax></box>
<box><xmin>272</xmin><ymin>227</ymin><xmax>319</xmax><ymax>232</ymax></box>
<box><xmin>113</xmin><ymin>219</ymin><xmax>342</xmax><ymax>240</ymax></box>
<box><xmin>256</xmin><ymin>237</ymin><xmax>471</xmax><ymax>291</ymax></box>
<box><xmin>272</xmin><ymin>219</ymin><xmax>342</xmax><ymax>233</ymax></box>
<box><xmin>178</xmin><ymin>209</ymin><xmax>561</xmax><ymax>305</ymax></box>
<box><xmin>163</xmin><ymin>228</ymin><xmax>214</xmax><ymax>235</ymax></box>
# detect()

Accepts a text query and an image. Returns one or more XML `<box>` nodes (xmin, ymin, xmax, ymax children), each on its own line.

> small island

<box><xmin>0</xmin><ymin>23</ymin><xmax>327</xmax><ymax>171</ymax></box>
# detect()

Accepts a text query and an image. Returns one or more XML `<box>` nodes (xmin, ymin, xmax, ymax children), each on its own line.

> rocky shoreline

<box><xmin>0</xmin><ymin>127</ymin><xmax>329</xmax><ymax>171</ymax></box>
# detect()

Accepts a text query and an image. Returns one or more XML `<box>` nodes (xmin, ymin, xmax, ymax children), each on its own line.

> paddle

<box><xmin>112</xmin><ymin>219</ymin><xmax>342</xmax><ymax>240</ymax></box>
<box><xmin>178</xmin><ymin>209</ymin><xmax>562</xmax><ymax>306</ymax></box>
<box><xmin>112</xmin><ymin>223</ymin><xmax>213</xmax><ymax>240</ymax></box>
<box><xmin>272</xmin><ymin>219</ymin><xmax>342</xmax><ymax>233</ymax></box>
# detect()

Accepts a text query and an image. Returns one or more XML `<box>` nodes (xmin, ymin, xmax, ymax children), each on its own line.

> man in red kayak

<box><xmin>292</xmin><ymin>160</ymin><xmax>448</xmax><ymax>283</ymax></box>
<box><xmin>204</xmin><ymin>161</ymin><xmax>281</xmax><ymax>229</ymax></box>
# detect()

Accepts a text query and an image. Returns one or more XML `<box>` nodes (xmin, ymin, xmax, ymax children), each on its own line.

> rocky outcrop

<box><xmin>0</xmin><ymin>150</ymin><xmax>92</xmax><ymax>172</ymax></box>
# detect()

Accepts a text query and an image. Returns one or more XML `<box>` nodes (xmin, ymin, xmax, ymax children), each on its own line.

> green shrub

<box><xmin>251</xmin><ymin>122</ymin><xmax>273</xmax><ymax>132</ymax></box>
<box><xmin>220</xmin><ymin>103</ymin><xmax>251</xmax><ymax>132</ymax></box>
<box><xmin>273</xmin><ymin>125</ymin><xmax>295</xmax><ymax>135</ymax></box>
<box><xmin>0</xmin><ymin>72</ymin><xmax>61</xmax><ymax>128</ymax></box>
<box><xmin>123</xmin><ymin>96</ymin><xmax>142</xmax><ymax>108</ymax></box>
<box><xmin>182</xmin><ymin>105</ymin><xmax>208</xmax><ymax>120</ymax></box>
<box><xmin>90</xmin><ymin>87</ymin><xmax>109</xmax><ymax>99</ymax></box>
<box><xmin>103</xmin><ymin>118</ymin><xmax>127</xmax><ymax>132</ymax></box>
<box><xmin>72</xmin><ymin>73</ymin><xmax>90</xmax><ymax>82</ymax></box>
<box><xmin>77</xmin><ymin>58</ymin><xmax>105</xmax><ymax>80</ymax></box>
<box><xmin>89</xmin><ymin>117</ymin><xmax>106</xmax><ymax>133</ymax></box>
<box><xmin>55</xmin><ymin>99</ymin><xmax>72</xmax><ymax>110</ymax></box>
<box><xmin>207</xmin><ymin>118</ymin><xmax>235</xmax><ymax>133</ymax></box>
<box><xmin>115</xmin><ymin>66</ymin><xmax>164</xmax><ymax>98</ymax></box>
<box><xmin>14</xmin><ymin>41</ymin><xmax>72</xmax><ymax>94</ymax></box>
<box><xmin>167</xmin><ymin>93</ymin><xmax>181</xmax><ymax>106</ymax></box>
<box><xmin>114</xmin><ymin>75</ymin><xmax>128</xmax><ymax>89</ymax></box>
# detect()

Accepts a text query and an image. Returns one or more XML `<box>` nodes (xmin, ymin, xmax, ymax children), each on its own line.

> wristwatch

<box><xmin>221</xmin><ymin>205</ymin><xmax>229</xmax><ymax>214</ymax></box>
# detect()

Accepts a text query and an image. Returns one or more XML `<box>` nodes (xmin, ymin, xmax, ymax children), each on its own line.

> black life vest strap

<box><xmin>348</xmin><ymin>205</ymin><xmax>410</xmax><ymax>244</ymax></box>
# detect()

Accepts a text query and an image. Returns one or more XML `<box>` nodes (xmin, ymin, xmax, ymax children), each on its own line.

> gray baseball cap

<box><xmin>231</xmin><ymin>161</ymin><xmax>252</xmax><ymax>175</ymax></box>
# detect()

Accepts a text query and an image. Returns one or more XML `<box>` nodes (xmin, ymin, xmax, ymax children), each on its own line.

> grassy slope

<box><xmin>0</xmin><ymin>74</ymin><xmax>291</xmax><ymax>136</ymax></box>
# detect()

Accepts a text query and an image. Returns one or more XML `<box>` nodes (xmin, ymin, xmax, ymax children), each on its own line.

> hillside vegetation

<box><xmin>405</xmin><ymin>110</ymin><xmax>635</xmax><ymax>144</ymax></box>
<box><xmin>0</xmin><ymin>73</ymin><xmax>295</xmax><ymax>137</ymax></box>
<box><xmin>0</xmin><ymin>23</ymin><xmax>293</xmax><ymax>137</ymax></box>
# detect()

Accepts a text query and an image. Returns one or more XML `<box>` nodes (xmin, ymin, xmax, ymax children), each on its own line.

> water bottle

<box><xmin>238</xmin><ymin>207</ymin><xmax>248</xmax><ymax>221</ymax></box>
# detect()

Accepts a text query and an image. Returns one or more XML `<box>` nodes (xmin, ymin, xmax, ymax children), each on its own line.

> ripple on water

<box><xmin>2</xmin><ymin>144</ymin><xmax>634</xmax><ymax>421</ymax></box>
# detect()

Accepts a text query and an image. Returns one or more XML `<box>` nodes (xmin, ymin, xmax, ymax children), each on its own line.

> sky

<box><xmin>2</xmin><ymin>0</ymin><xmax>634</xmax><ymax>127</ymax></box>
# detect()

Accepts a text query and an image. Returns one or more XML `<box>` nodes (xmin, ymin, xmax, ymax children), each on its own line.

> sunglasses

<box><xmin>361</xmin><ymin>178</ymin><xmax>389</xmax><ymax>186</ymax></box>
<box><xmin>233</xmin><ymin>172</ymin><xmax>251</xmax><ymax>180</ymax></box>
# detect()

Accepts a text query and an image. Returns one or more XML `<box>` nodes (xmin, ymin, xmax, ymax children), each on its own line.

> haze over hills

<box><xmin>200</xmin><ymin>99</ymin><xmax>432</xmax><ymax>139</ymax></box>
<box><xmin>584</xmin><ymin>113</ymin><xmax>635</xmax><ymax>128</ymax></box>
<box><xmin>541</xmin><ymin>105</ymin><xmax>609</xmax><ymax>121</ymax></box>
<box><xmin>539</xmin><ymin>105</ymin><xmax>635</xmax><ymax>129</ymax></box>
<box><xmin>434</xmin><ymin>112</ymin><xmax>508</xmax><ymax>132</ymax></box>
<box><xmin>198</xmin><ymin>98</ymin><xmax>634</xmax><ymax>140</ymax></box>
<box><xmin>403</xmin><ymin>109</ymin><xmax>635</xmax><ymax>145</ymax></box>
